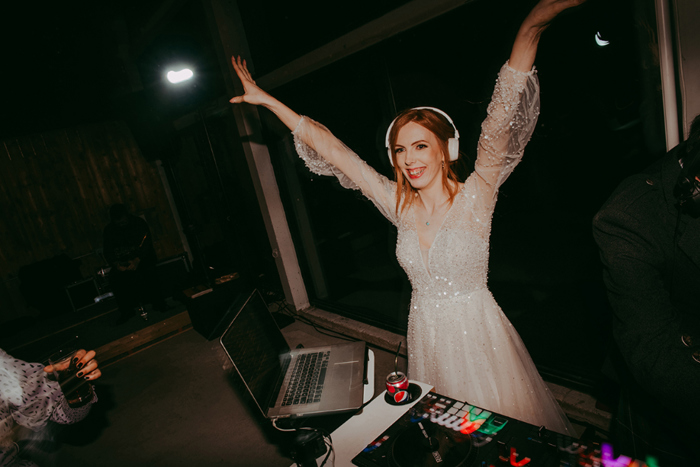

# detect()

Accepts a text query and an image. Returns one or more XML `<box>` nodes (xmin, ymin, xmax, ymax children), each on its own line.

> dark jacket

<box><xmin>593</xmin><ymin>148</ymin><xmax>700</xmax><ymax>430</ymax></box>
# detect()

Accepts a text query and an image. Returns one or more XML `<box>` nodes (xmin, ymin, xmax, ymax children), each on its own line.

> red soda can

<box><xmin>386</xmin><ymin>371</ymin><xmax>410</xmax><ymax>403</ymax></box>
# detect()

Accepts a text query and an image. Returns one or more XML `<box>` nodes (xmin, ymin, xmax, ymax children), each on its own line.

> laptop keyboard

<box><xmin>282</xmin><ymin>351</ymin><xmax>330</xmax><ymax>406</ymax></box>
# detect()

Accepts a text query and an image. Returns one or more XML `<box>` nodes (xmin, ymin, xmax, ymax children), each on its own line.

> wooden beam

<box><xmin>174</xmin><ymin>0</ymin><xmax>476</xmax><ymax>126</ymax></box>
<box><xmin>257</xmin><ymin>0</ymin><xmax>477</xmax><ymax>91</ymax></box>
<box><xmin>95</xmin><ymin>311</ymin><xmax>192</xmax><ymax>366</ymax></box>
<box><xmin>202</xmin><ymin>0</ymin><xmax>310</xmax><ymax>311</ymax></box>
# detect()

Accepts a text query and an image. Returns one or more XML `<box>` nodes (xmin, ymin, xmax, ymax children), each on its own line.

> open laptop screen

<box><xmin>220</xmin><ymin>289</ymin><xmax>290</xmax><ymax>414</ymax></box>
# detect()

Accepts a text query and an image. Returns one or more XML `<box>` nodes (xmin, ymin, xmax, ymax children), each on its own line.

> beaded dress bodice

<box><xmin>396</xmin><ymin>185</ymin><xmax>490</xmax><ymax>300</ymax></box>
<box><xmin>292</xmin><ymin>62</ymin><xmax>574</xmax><ymax>435</ymax></box>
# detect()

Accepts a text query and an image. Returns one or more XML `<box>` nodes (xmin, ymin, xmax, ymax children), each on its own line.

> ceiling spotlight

<box><xmin>595</xmin><ymin>32</ymin><xmax>610</xmax><ymax>47</ymax></box>
<box><xmin>167</xmin><ymin>68</ymin><xmax>194</xmax><ymax>84</ymax></box>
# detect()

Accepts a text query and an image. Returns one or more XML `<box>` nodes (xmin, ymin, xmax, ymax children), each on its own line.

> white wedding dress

<box><xmin>292</xmin><ymin>62</ymin><xmax>574</xmax><ymax>435</ymax></box>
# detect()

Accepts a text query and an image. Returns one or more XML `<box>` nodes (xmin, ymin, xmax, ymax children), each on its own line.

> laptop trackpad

<box><xmin>323</xmin><ymin>361</ymin><xmax>361</xmax><ymax>407</ymax></box>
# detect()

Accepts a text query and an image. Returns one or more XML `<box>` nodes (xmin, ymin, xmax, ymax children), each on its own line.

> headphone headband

<box><xmin>385</xmin><ymin>107</ymin><xmax>460</xmax><ymax>167</ymax></box>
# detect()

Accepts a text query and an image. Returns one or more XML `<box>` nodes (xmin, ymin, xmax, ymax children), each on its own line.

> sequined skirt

<box><xmin>406</xmin><ymin>288</ymin><xmax>573</xmax><ymax>435</ymax></box>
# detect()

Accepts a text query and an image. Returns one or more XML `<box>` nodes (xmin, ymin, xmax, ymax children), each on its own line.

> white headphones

<box><xmin>385</xmin><ymin>106</ymin><xmax>460</xmax><ymax>167</ymax></box>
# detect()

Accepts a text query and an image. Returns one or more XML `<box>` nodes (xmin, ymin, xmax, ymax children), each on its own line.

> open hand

<box><xmin>44</xmin><ymin>349</ymin><xmax>102</xmax><ymax>382</ymax></box>
<box><xmin>229</xmin><ymin>55</ymin><xmax>268</xmax><ymax>106</ymax></box>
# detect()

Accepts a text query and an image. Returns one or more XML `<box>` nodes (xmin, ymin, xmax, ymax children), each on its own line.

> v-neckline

<box><xmin>413</xmin><ymin>184</ymin><xmax>464</xmax><ymax>275</ymax></box>
<box><xmin>413</xmin><ymin>184</ymin><xmax>465</xmax><ymax>251</ymax></box>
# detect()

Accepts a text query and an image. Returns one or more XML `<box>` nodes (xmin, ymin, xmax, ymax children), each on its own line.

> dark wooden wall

<box><xmin>0</xmin><ymin>120</ymin><xmax>184</xmax><ymax>323</ymax></box>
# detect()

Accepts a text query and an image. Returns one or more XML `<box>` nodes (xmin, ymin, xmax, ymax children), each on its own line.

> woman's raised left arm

<box><xmin>509</xmin><ymin>0</ymin><xmax>586</xmax><ymax>72</ymax></box>
<box><xmin>469</xmin><ymin>0</ymin><xmax>586</xmax><ymax>215</ymax></box>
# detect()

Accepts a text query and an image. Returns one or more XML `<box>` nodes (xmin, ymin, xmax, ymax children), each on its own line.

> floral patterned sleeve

<box><xmin>0</xmin><ymin>349</ymin><xmax>96</xmax><ymax>434</ymax></box>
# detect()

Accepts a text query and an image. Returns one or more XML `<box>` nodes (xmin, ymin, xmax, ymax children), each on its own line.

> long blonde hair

<box><xmin>387</xmin><ymin>108</ymin><xmax>461</xmax><ymax>215</ymax></box>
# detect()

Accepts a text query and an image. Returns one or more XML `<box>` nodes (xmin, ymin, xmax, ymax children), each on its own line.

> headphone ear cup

<box><xmin>387</xmin><ymin>149</ymin><xmax>394</xmax><ymax>166</ymax></box>
<box><xmin>448</xmin><ymin>138</ymin><xmax>459</xmax><ymax>161</ymax></box>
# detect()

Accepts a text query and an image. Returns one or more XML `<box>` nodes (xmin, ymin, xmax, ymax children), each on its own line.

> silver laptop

<box><xmin>219</xmin><ymin>289</ymin><xmax>367</xmax><ymax>419</ymax></box>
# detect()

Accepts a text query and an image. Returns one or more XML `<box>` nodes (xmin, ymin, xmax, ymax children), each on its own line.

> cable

<box><xmin>320</xmin><ymin>432</ymin><xmax>334</xmax><ymax>467</ymax></box>
<box><xmin>271</xmin><ymin>419</ymin><xmax>335</xmax><ymax>467</ymax></box>
<box><xmin>271</xmin><ymin>418</ymin><xmax>297</xmax><ymax>432</ymax></box>
<box><xmin>275</xmin><ymin>303</ymin><xmax>355</xmax><ymax>341</ymax></box>
<box><xmin>261</xmin><ymin>293</ymin><xmax>360</xmax><ymax>343</ymax></box>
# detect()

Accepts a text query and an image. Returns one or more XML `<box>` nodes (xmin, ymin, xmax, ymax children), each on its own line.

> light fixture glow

<box><xmin>167</xmin><ymin>68</ymin><xmax>194</xmax><ymax>83</ymax></box>
<box><xmin>595</xmin><ymin>32</ymin><xmax>610</xmax><ymax>47</ymax></box>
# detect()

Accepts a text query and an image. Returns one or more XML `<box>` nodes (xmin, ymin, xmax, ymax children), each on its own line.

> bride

<box><xmin>229</xmin><ymin>0</ymin><xmax>585</xmax><ymax>435</ymax></box>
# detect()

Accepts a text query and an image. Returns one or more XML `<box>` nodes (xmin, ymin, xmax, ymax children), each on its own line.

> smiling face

<box><xmin>394</xmin><ymin>122</ymin><xmax>445</xmax><ymax>191</ymax></box>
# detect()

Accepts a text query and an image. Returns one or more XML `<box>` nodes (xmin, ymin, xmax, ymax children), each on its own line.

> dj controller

<box><xmin>352</xmin><ymin>389</ymin><xmax>656</xmax><ymax>467</ymax></box>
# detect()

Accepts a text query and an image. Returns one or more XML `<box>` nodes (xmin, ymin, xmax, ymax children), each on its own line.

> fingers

<box><xmin>230</xmin><ymin>55</ymin><xmax>254</xmax><ymax>104</ymax></box>
<box><xmin>243</xmin><ymin>62</ymin><xmax>255</xmax><ymax>84</ymax></box>
<box><xmin>231</xmin><ymin>55</ymin><xmax>255</xmax><ymax>84</ymax></box>
<box><xmin>75</xmin><ymin>350</ymin><xmax>96</xmax><ymax>371</ymax></box>
<box><xmin>83</xmin><ymin>369</ymin><xmax>102</xmax><ymax>381</ymax></box>
<box><xmin>237</xmin><ymin>55</ymin><xmax>247</xmax><ymax>77</ymax></box>
<box><xmin>237</xmin><ymin>56</ymin><xmax>249</xmax><ymax>80</ymax></box>
<box><xmin>77</xmin><ymin>359</ymin><xmax>98</xmax><ymax>378</ymax></box>
<box><xmin>75</xmin><ymin>350</ymin><xmax>101</xmax><ymax>381</ymax></box>
<box><xmin>44</xmin><ymin>350</ymin><xmax>100</xmax><ymax>378</ymax></box>
<box><xmin>51</xmin><ymin>357</ymin><xmax>74</xmax><ymax>372</ymax></box>
<box><xmin>231</xmin><ymin>55</ymin><xmax>244</xmax><ymax>77</ymax></box>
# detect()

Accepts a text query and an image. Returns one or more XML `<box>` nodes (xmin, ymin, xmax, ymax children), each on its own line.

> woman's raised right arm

<box><xmin>229</xmin><ymin>56</ymin><xmax>302</xmax><ymax>133</ymax></box>
<box><xmin>229</xmin><ymin>56</ymin><xmax>399</xmax><ymax>224</ymax></box>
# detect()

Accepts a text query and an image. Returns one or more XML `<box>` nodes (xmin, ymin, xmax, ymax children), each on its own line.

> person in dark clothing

<box><xmin>592</xmin><ymin>116</ymin><xmax>700</xmax><ymax>466</ymax></box>
<box><xmin>103</xmin><ymin>204</ymin><xmax>166</xmax><ymax>324</ymax></box>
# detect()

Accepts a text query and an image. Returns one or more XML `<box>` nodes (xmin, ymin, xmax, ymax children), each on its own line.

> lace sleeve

<box><xmin>293</xmin><ymin>116</ymin><xmax>399</xmax><ymax>226</ymax></box>
<box><xmin>472</xmin><ymin>61</ymin><xmax>540</xmax><ymax>209</ymax></box>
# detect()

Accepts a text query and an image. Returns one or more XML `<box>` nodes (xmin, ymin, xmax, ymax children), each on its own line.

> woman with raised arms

<box><xmin>230</xmin><ymin>0</ymin><xmax>585</xmax><ymax>435</ymax></box>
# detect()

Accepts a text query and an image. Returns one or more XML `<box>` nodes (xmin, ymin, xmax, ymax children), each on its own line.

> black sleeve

<box><xmin>592</xmin><ymin>205</ymin><xmax>700</xmax><ymax>425</ymax></box>
<box><xmin>102</xmin><ymin>225</ymin><xmax>117</xmax><ymax>265</ymax></box>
